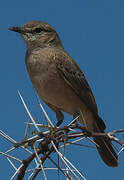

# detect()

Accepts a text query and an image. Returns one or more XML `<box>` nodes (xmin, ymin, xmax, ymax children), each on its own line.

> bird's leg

<box><xmin>45</xmin><ymin>101</ymin><xmax>64</xmax><ymax>127</ymax></box>
<box><xmin>55</xmin><ymin>110</ymin><xmax>64</xmax><ymax>127</ymax></box>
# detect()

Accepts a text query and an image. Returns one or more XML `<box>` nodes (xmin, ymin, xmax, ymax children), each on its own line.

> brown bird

<box><xmin>9</xmin><ymin>21</ymin><xmax>118</xmax><ymax>167</ymax></box>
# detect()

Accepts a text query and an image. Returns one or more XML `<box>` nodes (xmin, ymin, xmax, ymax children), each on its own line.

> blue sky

<box><xmin>0</xmin><ymin>0</ymin><xmax>124</xmax><ymax>179</ymax></box>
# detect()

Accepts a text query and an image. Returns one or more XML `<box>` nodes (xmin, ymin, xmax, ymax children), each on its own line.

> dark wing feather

<box><xmin>55</xmin><ymin>50</ymin><xmax>106</xmax><ymax>130</ymax></box>
<box><xmin>55</xmin><ymin>53</ymin><xmax>98</xmax><ymax>114</ymax></box>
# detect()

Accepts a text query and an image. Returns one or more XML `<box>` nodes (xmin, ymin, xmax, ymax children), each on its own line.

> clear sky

<box><xmin>0</xmin><ymin>0</ymin><xmax>124</xmax><ymax>179</ymax></box>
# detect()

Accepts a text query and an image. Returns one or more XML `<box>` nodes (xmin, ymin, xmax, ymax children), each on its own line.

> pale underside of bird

<box><xmin>9</xmin><ymin>20</ymin><xmax>118</xmax><ymax>167</ymax></box>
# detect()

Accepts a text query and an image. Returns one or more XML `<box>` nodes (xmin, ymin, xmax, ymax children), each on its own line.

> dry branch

<box><xmin>0</xmin><ymin>91</ymin><xmax>124</xmax><ymax>180</ymax></box>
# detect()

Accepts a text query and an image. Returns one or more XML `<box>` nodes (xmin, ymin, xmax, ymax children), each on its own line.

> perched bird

<box><xmin>9</xmin><ymin>21</ymin><xmax>118</xmax><ymax>167</ymax></box>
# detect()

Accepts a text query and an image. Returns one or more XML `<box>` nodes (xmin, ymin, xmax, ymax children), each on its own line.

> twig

<box><xmin>18</xmin><ymin>90</ymin><xmax>40</xmax><ymax>133</ymax></box>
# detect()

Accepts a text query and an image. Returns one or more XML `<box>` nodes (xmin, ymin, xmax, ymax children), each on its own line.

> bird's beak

<box><xmin>8</xmin><ymin>27</ymin><xmax>23</xmax><ymax>33</ymax></box>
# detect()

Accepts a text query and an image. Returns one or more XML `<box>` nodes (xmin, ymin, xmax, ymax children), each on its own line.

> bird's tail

<box><xmin>93</xmin><ymin>118</ymin><xmax>118</xmax><ymax>167</ymax></box>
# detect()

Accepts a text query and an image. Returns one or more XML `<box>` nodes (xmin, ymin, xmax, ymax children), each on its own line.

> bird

<box><xmin>9</xmin><ymin>20</ymin><xmax>118</xmax><ymax>167</ymax></box>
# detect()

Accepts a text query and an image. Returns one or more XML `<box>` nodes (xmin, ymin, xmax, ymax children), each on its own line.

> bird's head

<box><xmin>9</xmin><ymin>21</ymin><xmax>62</xmax><ymax>50</ymax></box>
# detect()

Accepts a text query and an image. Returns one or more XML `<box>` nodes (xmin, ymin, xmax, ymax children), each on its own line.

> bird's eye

<box><xmin>35</xmin><ymin>28</ymin><xmax>43</xmax><ymax>33</ymax></box>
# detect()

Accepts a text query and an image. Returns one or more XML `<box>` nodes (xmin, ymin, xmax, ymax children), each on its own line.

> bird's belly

<box><xmin>31</xmin><ymin>73</ymin><xmax>82</xmax><ymax>115</ymax></box>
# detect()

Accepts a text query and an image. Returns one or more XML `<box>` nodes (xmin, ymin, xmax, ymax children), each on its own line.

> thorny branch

<box><xmin>4</xmin><ymin>124</ymin><xmax>124</xmax><ymax>180</ymax></box>
<box><xmin>0</xmin><ymin>91</ymin><xmax>124</xmax><ymax>180</ymax></box>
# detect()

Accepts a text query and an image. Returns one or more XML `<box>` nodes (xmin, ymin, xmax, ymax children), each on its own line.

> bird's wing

<box><xmin>55</xmin><ymin>51</ymin><xmax>98</xmax><ymax>114</ymax></box>
<box><xmin>55</xmin><ymin>50</ymin><xmax>106</xmax><ymax>130</ymax></box>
